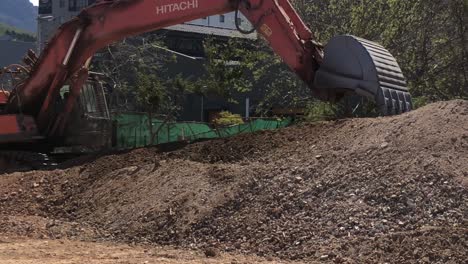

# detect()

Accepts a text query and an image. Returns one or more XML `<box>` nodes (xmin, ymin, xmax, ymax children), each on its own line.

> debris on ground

<box><xmin>1</xmin><ymin>100</ymin><xmax>467</xmax><ymax>263</ymax></box>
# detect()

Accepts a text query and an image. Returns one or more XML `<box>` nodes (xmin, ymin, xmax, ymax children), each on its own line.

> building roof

<box><xmin>0</xmin><ymin>40</ymin><xmax>35</xmax><ymax>67</ymax></box>
<box><xmin>165</xmin><ymin>24</ymin><xmax>257</xmax><ymax>39</ymax></box>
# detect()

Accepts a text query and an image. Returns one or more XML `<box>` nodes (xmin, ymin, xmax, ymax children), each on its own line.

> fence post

<box><xmin>187</xmin><ymin>124</ymin><xmax>196</xmax><ymax>141</ymax></box>
<box><xmin>134</xmin><ymin>127</ymin><xmax>137</xmax><ymax>148</ymax></box>
<box><xmin>167</xmin><ymin>123</ymin><xmax>170</xmax><ymax>143</ymax></box>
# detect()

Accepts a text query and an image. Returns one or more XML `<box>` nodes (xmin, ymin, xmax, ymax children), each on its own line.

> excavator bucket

<box><xmin>314</xmin><ymin>35</ymin><xmax>412</xmax><ymax>115</ymax></box>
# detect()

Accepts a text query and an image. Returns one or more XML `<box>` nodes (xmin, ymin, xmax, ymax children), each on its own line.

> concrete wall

<box><xmin>186</xmin><ymin>12</ymin><xmax>246</xmax><ymax>29</ymax></box>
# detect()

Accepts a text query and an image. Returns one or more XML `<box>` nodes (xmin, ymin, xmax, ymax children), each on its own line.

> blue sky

<box><xmin>30</xmin><ymin>0</ymin><xmax>38</xmax><ymax>6</ymax></box>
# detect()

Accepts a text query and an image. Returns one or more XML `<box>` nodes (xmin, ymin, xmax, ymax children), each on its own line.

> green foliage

<box><xmin>198</xmin><ymin>0</ymin><xmax>468</xmax><ymax>118</ymax></box>
<box><xmin>97</xmin><ymin>0</ymin><xmax>466</xmax><ymax>122</ymax></box>
<box><xmin>246</xmin><ymin>41</ymin><xmax>309</xmax><ymax>115</ymax></box>
<box><xmin>196</xmin><ymin>37</ymin><xmax>307</xmax><ymax>112</ymax></box>
<box><xmin>255</xmin><ymin>65</ymin><xmax>308</xmax><ymax>115</ymax></box>
<box><xmin>213</xmin><ymin>111</ymin><xmax>245</xmax><ymax>127</ymax></box>
<box><xmin>305</xmin><ymin>97</ymin><xmax>381</xmax><ymax>121</ymax></box>
<box><xmin>0</xmin><ymin>23</ymin><xmax>35</xmax><ymax>42</ymax></box>
<box><xmin>195</xmin><ymin>37</ymin><xmax>257</xmax><ymax>102</ymax></box>
<box><xmin>94</xmin><ymin>36</ymin><xmax>196</xmax><ymax>144</ymax></box>
<box><xmin>305</xmin><ymin>101</ymin><xmax>337</xmax><ymax>121</ymax></box>
<box><xmin>0</xmin><ymin>0</ymin><xmax>37</xmax><ymax>33</ymax></box>
<box><xmin>135</xmin><ymin>73</ymin><xmax>164</xmax><ymax>111</ymax></box>
<box><xmin>412</xmin><ymin>96</ymin><xmax>430</xmax><ymax>109</ymax></box>
<box><xmin>351</xmin><ymin>99</ymin><xmax>379</xmax><ymax>118</ymax></box>
<box><xmin>4</xmin><ymin>29</ymin><xmax>36</xmax><ymax>42</ymax></box>
<box><xmin>93</xmin><ymin>35</ymin><xmax>193</xmax><ymax>117</ymax></box>
<box><xmin>295</xmin><ymin>0</ymin><xmax>468</xmax><ymax>102</ymax></box>
<box><xmin>158</xmin><ymin>74</ymin><xmax>195</xmax><ymax>116</ymax></box>
<box><xmin>0</xmin><ymin>23</ymin><xmax>18</xmax><ymax>35</ymax></box>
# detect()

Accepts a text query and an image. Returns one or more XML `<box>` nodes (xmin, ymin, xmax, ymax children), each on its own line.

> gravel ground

<box><xmin>1</xmin><ymin>100</ymin><xmax>467</xmax><ymax>263</ymax></box>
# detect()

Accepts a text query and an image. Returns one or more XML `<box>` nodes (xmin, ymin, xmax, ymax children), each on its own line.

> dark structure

<box><xmin>0</xmin><ymin>40</ymin><xmax>35</xmax><ymax>68</ymax></box>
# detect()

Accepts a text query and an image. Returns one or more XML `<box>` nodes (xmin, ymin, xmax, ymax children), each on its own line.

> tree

<box><xmin>294</xmin><ymin>0</ymin><xmax>468</xmax><ymax>103</ymax></box>
<box><xmin>5</xmin><ymin>29</ymin><xmax>36</xmax><ymax>42</ymax></box>
<box><xmin>93</xmin><ymin>34</ymin><xmax>194</xmax><ymax>144</ymax></box>
<box><xmin>92</xmin><ymin>35</ymin><xmax>167</xmax><ymax>111</ymax></box>
<box><xmin>195</xmin><ymin>37</ymin><xmax>308</xmax><ymax>115</ymax></box>
<box><xmin>93</xmin><ymin>34</ymin><xmax>194</xmax><ymax>114</ymax></box>
<box><xmin>194</xmin><ymin>37</ymin><xmax>255</xmax><ymax>102</ymax></box>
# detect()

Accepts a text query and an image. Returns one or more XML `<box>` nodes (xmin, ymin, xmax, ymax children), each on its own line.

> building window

<box><xmin>236</xmin><ymin>18</ymin><xmax>243</xmax><ymax>25</ymax></box>
<box><xmin>59</xmin><ymin>0</ymin><xmax>65</xmax><ymax>8</ymax></box>
<box><xmin>69</xmin><ymin>0</ymin><xmax>88</xmax><ymax>11</ymax></box>
<box><xmin>69</xmin><ymin>0</ymin><xmax>77</xmax><ymax>11</ymax></box>
<box><xmin>39</xmin><ymin>0</ymin><xmax>52</xmax><ymax>14</ymax></box>
<box><xmin>220</xmin><ymin>15</ymin><xmax>225</xmax><ymax>23</ymax></box>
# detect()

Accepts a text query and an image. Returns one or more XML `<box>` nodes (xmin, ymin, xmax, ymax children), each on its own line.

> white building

<box><xmin>37</xmin><ymin>0</ymin><xmax>251</xmax><ymax>52</ymax></box>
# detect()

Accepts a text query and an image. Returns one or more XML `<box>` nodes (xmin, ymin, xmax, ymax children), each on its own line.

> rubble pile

<box><xmin>1</xmin><ymin>100</ymin><xmax>467</xmax><ymax>262</ymax></box>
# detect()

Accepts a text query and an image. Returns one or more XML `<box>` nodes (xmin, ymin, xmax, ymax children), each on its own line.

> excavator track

<box><xmin>0</xmin><ymin>151</ymin><xmax>50</xmax><ymax>173</ymax></box>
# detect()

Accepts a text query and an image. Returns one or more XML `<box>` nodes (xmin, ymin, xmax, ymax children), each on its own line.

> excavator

<box><xmin>0</xmin><ymin>0</ymin><xmax>412</xmax><ymax>170</ymax></box>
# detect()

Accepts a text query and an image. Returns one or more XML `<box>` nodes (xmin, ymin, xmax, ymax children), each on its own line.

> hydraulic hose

<box><xmin>235</xmin><ymin>0</ymin><xmax>265</xmax><ymax>35</ymax></box>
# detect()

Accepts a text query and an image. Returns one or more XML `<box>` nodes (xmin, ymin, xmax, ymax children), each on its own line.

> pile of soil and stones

<box><xmin>1</xmin><ymin>100</ymin><xmax>467</xmax><ymax>263</ymax></box>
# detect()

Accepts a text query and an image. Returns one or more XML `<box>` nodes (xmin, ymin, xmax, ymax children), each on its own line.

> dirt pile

<box><xmin>1</xmin><ymin>100</ymin><xmax>467</xmax><ymax>263</ymax></box>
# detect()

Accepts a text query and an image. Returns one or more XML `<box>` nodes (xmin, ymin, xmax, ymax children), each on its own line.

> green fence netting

<box><xmin>113</xmin><ymin>113</ymin><xmax>291</xmax><ymax>149</ymax></box>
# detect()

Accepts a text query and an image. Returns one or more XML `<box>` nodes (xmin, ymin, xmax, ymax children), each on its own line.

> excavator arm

<box><xmin>6</xmin><ymin>0</ymin><xmax>412</xmax><ymax>136</ymax></box>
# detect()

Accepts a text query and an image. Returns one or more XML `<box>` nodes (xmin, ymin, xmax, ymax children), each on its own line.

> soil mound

<box><xmin>1</xmin><ymin>100</ymin><xmax>467</xmax><ymax>262</ymax></box>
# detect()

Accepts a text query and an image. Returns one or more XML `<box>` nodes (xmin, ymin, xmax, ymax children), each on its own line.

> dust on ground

<box><xmin>1</xmin><ymin>100</ymin><xmax>467</xmax><ymax>263</ymax></box>
<box><xmin>0</xmin><ymin>236</ymin><xmax>293</xmax><ymax>264</ymax></box>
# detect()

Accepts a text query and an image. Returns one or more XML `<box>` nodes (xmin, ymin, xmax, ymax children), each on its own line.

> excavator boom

<box><xmin>3</xmin><ymin>0</ymin><xmax>412</xmax><ymax>139</ymax></box>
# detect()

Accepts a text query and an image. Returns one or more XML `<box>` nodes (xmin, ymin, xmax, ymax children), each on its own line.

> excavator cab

<box><xmin>1</xmin><ymin>72</ymin><xmax>112</xmax><ymax>150</ymax></box>
<box><xmin>59</xmin><ymin>72</ymin><xmax>113</xmax><ymax>152</ymax></box>
<box><xmin>0</xmin><ymin>73</ymin><xmax>112</xmax><ymax>171</ymax></box>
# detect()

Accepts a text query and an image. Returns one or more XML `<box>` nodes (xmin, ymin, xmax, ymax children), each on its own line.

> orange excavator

<box><xmin>0</xmin><ymin>0</ymin><xmax>412</xmax><ymax>168</ymax></box>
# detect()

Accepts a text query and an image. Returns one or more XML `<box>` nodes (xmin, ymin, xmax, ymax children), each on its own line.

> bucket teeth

<box><xmin>379</xmin><ymin>88</ymin><xmax>413</xmax><ymax>115</ymax></box>
<box><xmin>356</xmin><ymin>37</ymin><xmax>413</xmax><ymax>115</ymax></box>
